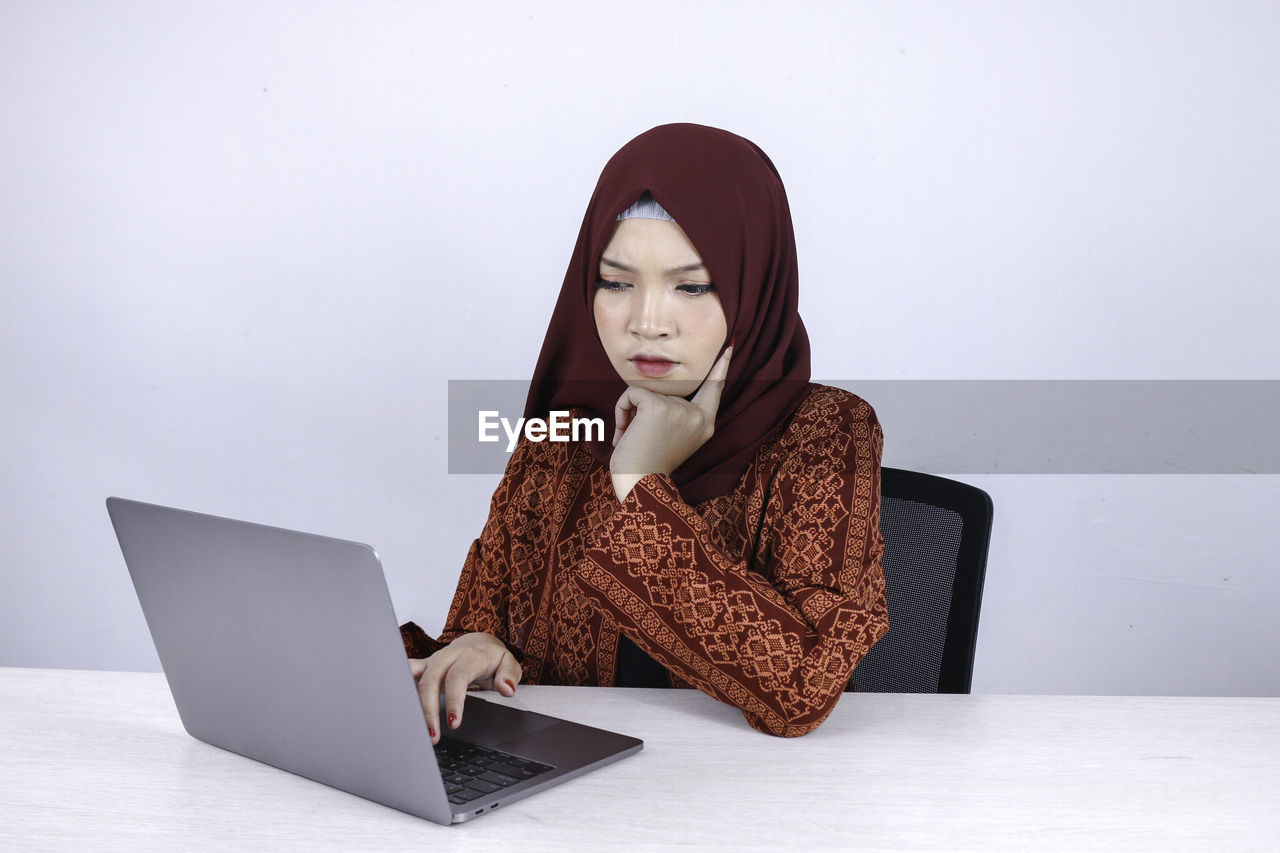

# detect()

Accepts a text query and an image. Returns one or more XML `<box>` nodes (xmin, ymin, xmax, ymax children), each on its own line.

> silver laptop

<box><xmin>106</xmin><ymin>496</ymin><xmax>642</xmax><ymax>825</ymax></box>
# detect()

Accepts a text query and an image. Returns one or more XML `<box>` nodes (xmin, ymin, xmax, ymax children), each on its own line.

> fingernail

<box><xmin>428</xmin><ymin>724</ymin><xmax>436</xmax><ymax>738</ymax></box>
<box><xmin>729</xmin><ymin>335</ymin><xmax>736</xmax><ymax>348</ymax></box>
<box><xmin>448</xmin><ymin>712</ymin><xmax>458</xmax><ymax>728</ymax></box>
<box><xmin>503</xmin><ymin>679</ymin><xmax>516</xmax><ymax>691</ymax></box>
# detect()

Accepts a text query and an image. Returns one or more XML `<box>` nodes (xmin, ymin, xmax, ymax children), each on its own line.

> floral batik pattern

<box><xmin>403</xmin><ymin>384</ymin><xmax>888</xmax><ymax>737</ymax></box>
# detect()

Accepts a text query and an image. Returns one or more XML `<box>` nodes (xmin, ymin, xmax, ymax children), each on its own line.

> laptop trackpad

<box><xmin>458</xmin><ymin>694</ymin><xmax>560</xmax><ymax>744</ymax></box>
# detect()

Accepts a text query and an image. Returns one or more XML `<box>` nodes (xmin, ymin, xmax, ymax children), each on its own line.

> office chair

<box><xmin>849</xmin><ymin>467</ymin><xmax>993</xmax><ymax>694</ymax></box>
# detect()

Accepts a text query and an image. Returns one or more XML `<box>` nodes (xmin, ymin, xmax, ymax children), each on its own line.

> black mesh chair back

<box><xmin>850</xmin><ymin>467</ymin><xmax>993</xmax><ymax>693</ymax></box>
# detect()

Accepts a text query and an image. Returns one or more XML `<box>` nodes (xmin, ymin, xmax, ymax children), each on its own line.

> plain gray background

<box><xmin>3</xmin><ymin>1</ymin><xmax>1277</xmax><ymax>695</ymax></box>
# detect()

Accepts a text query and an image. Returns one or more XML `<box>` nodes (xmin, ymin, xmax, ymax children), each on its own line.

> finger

<box><xmin>408</xmin><ymin>658</ymin><xmax>428</xmax><ymax>679</ymax></box>
<box><xmin>691</xmin><ymin>345</ymin><xmax>732</xmax><ymax>415</ymax></box>
<box><xmin>493</xmin><ymin>652</ymin><xmax>522</xmax><ymax>697</ymax></box>
<box><xmin>416</xmin><ymin>657</ymin><xmax>447</xmax><ymax>743</ymax></box>
<box><xmin>613</xmin><ymin>389</ymin><xmax>641</xmax><ymax>445</ymax></box>
<box><xmin>443</xmin><ymin>659</ymin><xmax>477</xmax><ymax>731</ymax></box>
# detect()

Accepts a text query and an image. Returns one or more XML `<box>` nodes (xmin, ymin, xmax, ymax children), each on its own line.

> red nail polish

<box><xmin>503</xmin><ymin>679</ymin><xmax>516</xmax><ymax>691</ymax></box>
<box><xmin>448</xmin><ymin>712</ymin><xmax>458</xmax><ymax>728</ymax></box>
<box><xmin>428</xmin><ymin>724</ymin><xmax>436</xmax><ymax>738</ymax></box>
<box><xmin>729</xmin><ymin>335</ymin><xmax>736</xmax><ymax>348</ymax></box>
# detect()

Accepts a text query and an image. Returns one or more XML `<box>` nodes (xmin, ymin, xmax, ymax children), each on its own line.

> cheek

<box><xmin>689</xmin><ymin>298</ymin><xmax>729</xmax><ymax>339</ymax></box>
<box><xmin>592</xmin><ymin>297</ymin><xmax>625</xmax><ymax>349</ymax></box>
<box><xmin>683</xmin><ymin>302</ymin><xmax>728</xmax><ymax>369</ymax></box>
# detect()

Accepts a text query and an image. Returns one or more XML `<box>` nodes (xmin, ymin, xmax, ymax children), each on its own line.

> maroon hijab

<box><xmin>523</xmin><ymin>123</ymin><xmax>812</xmax><ymax>503</ymax></box>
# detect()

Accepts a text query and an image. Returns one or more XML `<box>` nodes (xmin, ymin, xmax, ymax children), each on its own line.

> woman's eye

<box><xmin>593</xmin><ymin>279</ymin><xmax>714</xmax><ymax>295</ymax></box>
<box><xmin>678</xmin><ymin>283</ymin><xmax>716</xmax><ymax>296</ymax></box>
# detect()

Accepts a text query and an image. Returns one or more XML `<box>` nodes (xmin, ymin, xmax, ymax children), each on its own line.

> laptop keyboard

<box><xmin>434</xmin><ymin>737</ymin><xmax>555</xmax><ymax>806</ymax></box>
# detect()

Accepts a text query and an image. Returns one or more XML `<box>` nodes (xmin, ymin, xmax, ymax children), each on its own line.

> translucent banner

<box><xmin>447</xmin><ymin>380</ymin><xmax>1280</xmax><ymax>474</ymax></box>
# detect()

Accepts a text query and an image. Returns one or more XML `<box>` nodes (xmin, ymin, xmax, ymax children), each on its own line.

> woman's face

<box><xmin>593</xmin><ymin>218</ymin><xmax>729</xmax><ymax>397</ymax></box>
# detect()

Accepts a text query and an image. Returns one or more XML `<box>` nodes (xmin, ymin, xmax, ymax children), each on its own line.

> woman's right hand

<box><xmin>408</xmin><ymin>631</ymin><xmax>522</xmax><ymax>744</ymax></box>
<box><xmin>609</xmin><ymin>345</ymin><xmax>731</xmax><ymax>501</ymax></box>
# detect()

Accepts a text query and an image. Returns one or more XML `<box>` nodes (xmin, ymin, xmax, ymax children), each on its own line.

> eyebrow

<box><xmin>600</xmin><ymin>257</ymin><xmax>709</xmax><ymax>275</ymax></box>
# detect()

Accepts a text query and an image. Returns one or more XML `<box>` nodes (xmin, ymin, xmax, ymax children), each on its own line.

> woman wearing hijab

<box><xmin>401</xmin><ymin>123</ymin><xmax>888</xmax><ymax>738</ymax></box>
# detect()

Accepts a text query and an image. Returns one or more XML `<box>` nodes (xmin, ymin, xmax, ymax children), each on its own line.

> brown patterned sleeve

<box><xmin>437</xmin><ymin>534</ymin><xmax>512</xmax><ymax>647</ymax></box>
<box><xmin>399</xmin><ymin>620</ymin><xmax>447</xmax><ymax>658</ymax></box>
<box><xmin>575</xmin><ymin>397</ymin><xmax>889</xmax><ymax>737</ymax></box>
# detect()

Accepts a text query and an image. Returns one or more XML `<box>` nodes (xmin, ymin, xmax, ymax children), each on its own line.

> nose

<box><xmin>627</xmin><ymin>285</ymin><xmax>673</xmax><ymax>338</ymax></box>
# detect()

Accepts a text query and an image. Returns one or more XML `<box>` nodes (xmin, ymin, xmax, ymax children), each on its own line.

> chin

<box><xmin>627</xmin><ymin>376</ymin><xmax>700</xmax><ymax>397</ymax></box>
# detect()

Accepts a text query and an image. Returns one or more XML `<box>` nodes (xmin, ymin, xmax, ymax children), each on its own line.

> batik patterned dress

<box><xmin>402</xmin><ymin>383</ymin><xmax>888</xmax><ymax>737</ymax></box>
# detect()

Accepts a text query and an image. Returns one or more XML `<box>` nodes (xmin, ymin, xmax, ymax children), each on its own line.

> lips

<box><xmin>630</xmin><ymin>356</ymin><xmax>678</xmax><ymax>378</ymax></box>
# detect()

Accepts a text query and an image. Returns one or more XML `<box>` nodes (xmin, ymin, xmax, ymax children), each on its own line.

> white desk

<box><xmin>1</xmin><ymin>668</ymin><xmax>1276</xmax><ymax>851</ymax></box>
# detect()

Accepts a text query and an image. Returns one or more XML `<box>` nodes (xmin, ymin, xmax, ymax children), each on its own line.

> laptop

<box><xmin>106</xmin><ymin>496</ymin><xmax>643</xmax><ymax>825</ymax></box>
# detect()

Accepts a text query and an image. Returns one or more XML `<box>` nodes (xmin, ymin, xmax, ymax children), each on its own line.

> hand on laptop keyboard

<box><xmin>409</xmin><ymin>632</ymin><xmax>523</xmax><ymax>744</ymax></box>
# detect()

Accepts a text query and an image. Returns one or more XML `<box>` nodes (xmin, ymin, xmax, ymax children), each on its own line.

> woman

<box><xmin>401</xmin><ymin>123</ymin><xmax>888</xmax><ymax>738</ymax></box>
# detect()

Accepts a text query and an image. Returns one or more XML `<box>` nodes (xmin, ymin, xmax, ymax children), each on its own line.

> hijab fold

<box><xmin>523</xmin><ymin>123</ymin><xmax>812</xmax><ymax>503</ymax></box>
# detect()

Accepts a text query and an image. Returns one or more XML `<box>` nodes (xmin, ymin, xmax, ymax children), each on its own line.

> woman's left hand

<box><xmin>609</xmin><ymin>346</ymin><xmax>732</xmax><ymax>500</ymax></box>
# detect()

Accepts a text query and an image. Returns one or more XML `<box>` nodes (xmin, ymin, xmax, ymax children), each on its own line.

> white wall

<box><xmin>2</xmin><ymin>1</ymin><xmax>1277</xmax><ymax>694</ymax></box>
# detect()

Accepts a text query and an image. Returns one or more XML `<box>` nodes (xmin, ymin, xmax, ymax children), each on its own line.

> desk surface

<box><xmin>2</xmin><ymin>668</ymin><xmax>1276</xmax><ymax>851</ymax></box>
